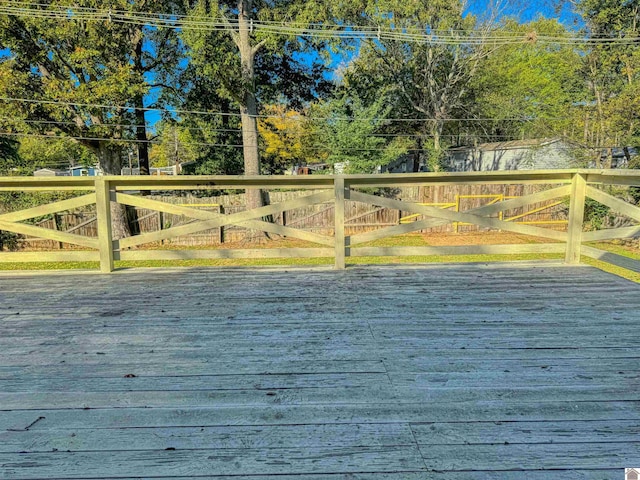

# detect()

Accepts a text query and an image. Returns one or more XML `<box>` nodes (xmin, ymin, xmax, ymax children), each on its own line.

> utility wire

<box><xmin>0</xmin><ymin>3</ymin><xmax>638</xmax><ymax>46</ymax></box>
<box><xmin>0</xmin><ymin>131</ymin><xmax>616</xmax><ymax>151</ymax></box>
<box><xmin>0</xmin><ymin>97</ymin><xmax>576</xmax><ymax>122</ymax></box>
<box><xmin>0</xmin><ymin>116</ymin><xmax>244</xmax><ymax>133</ymax></box>
<box><xmin>0</xmin><ymin>96</ymin><xmax>245</xmax><ymax>118</ymax></box>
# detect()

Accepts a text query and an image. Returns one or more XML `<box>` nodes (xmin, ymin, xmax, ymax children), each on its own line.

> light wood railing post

<box><xmin>565</xmin><ymin>173</ymin><xmax>587</xmax><ymax>264</ymax></box>
<box><xmin>95</xmin><ymin>178</ymin><xmax>114</xmax><ymax>272</ymax></box>
<box><xmin>334</xmin><ymin>176</ymin><xmax>346</xmax><ymax>269</ymax></box>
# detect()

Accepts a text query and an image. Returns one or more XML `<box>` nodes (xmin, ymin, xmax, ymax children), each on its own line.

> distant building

<box><xmin>121</xmin><ymin>162</ymin><xmax>195</xmax><ymax>176</ymax></box>
<box><xmin>287</xmin><ymin>164</ymin><xmax>330</xmax><ymax>175</ymax></box>
<box><xmin>597</xmin><ymin>147</ymin><xmax>637</xmax><ymax>169</ymax></box>
<box><xmin>33</xmin><ymin>168</ymin><xmax>69</xmax><ymax>177</ymax></box>
<box><xmin>380</xmin><ymin>155</ymin><xmax>426</xmax><ymax>173</ymax></box>
<box><xmin>69</xmin><ymin>165</ymin><xmax>103</xmax><ymax>177</ymax></box>
<box><xmin>333</xmin><ymin>162</ymin><xmax>348</xmax><ymax>174</ymax></box>
<box><xmin>447</xmin><ymin>138</ymin><xmax>578</xmax><ymax>172</ymax></box>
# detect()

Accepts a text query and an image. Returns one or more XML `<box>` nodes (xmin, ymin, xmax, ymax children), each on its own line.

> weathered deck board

<box><xmin>2</xmin><ymin>474</ymin><xmax>624</xmax><ymax>480</ymax></box>
<box><xmin>0</xmin><ymin>387</ymin><xmax>639</xmax><ymax>411</ymax></box>
<box><xmin>1</xmin><ymin>263</ymin><xmax>639</xmax><ymax>479</ymax></box>
<box><xmin>0</xmin><ymin>445</ymin><xmax>428</xmax><ymax>478</ymax></box>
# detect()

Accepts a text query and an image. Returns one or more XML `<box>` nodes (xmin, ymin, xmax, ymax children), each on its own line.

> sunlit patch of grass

<box><xmin>3</xmin><ymin>236</ymin><xmax>638</xmax><ymax>282</ymax></box>
<box><xmin>357</xmin><ymin>235</ymin><xmax>430</xmax><ymax>248</ymax></box>
<box><xmin>349</xmin><ymin>253</ymin><xmax>563</xmax><ymax>265</ymax></box>
<box><xmin>0</xmin><ymin>261</ymin><xmax>99</xmax><ymax>271</ymax></box>
<box><xmin>587</xmin><ymin>242</ymin><xmax>640</xmax><ymax>260</ymax></box>
<box><xmin>581</xmin><ymin>257</ymin><xmax>640</xmax><ymax>283</ymax></box>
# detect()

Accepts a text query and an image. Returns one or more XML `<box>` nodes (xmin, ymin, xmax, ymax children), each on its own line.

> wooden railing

<box><xmin>1</xmin><ymin>169</ymin><xmax>640</xmax><ymax>273</ymax></box>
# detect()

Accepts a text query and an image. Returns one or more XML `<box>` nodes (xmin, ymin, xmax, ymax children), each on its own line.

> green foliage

<box><xmin>337</xmin><ymin>0</ymin><xmax>485</xmax><ymax>162</ymax></box>
<box><xmin>308</xmin><ymin>93</ymin><xmax>410</xmax><ymax>173</ymax></box>
<box><xmin>0</xmin><ymin>1</ymin><xmax>184</xmax><ymax>173</ymax></box>
<box><xmin>160</xmin><ymin>72</ymin><xmax>245</xmax><ymax>175</ymax></box>
<box><xmin>421</xmin><ymin>138</ymin><xmax>447</xmax><ymax>172</ymax></box>
<box><xmin>584</xmin><ymin>198</ymin><xmax>611</xmax><ymax>230</ymax></box>
<box><xmin>16</xmin><ymin>137</ymin><xmax>96</xmax><ymax>174</ymax></box>
<box><xmin>1</xmin><ymin>0</ymin><xmax>638</xmax><ymax>177</ymax></box>
<box><xmin>188</xmin><ymin>150</ymin><xmax>244</xmax><ymax>176</ymax></box>
<box><xmin>149</xmin><ymin>123</ymin><xmax>201</xmax><ymax>168</ymax></box>
<box><xmin>0</xmin><ymin>137</ymin><xmax>21</xmax><ymax>174</ymax></box>
<box><xmin>468</xmin><ymin>18</ymin><xmax>582</xmax><ymax>141</ymax></box>
<box><xmin>569</xmin><ymin>0</ymin><xmax>640</xmax><ymax>152</ymax></box>
<box><xmin>0</xmin><ymin>230</ymin><xmax>20</xmax><ymax>251</ymax></box>
<box><xmin>182</xmin><ymin>1</ymin><xmax>332</xmax><ymax>108</ymax></box>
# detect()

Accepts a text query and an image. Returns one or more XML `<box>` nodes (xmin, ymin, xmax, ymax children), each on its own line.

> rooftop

<box><xmin>449</xmin><ymin>137</ymin><xmax>565</xmax><ymax>152</ymax></box>
<box><xmin>0</xmin><ymin>263</ymin><xmax>639</xmax><ymax>479</ymax></box>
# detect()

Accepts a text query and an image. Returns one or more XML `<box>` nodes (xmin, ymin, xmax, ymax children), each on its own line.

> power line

<box><xmin>0</xmin><ymin>131</ymin><xmax>426</xmax><ymax>151</ymax></box>
<box><xmin>0</xmin><ymin>96</ymin><xmax>245</xmax><ymax>118</ymax></box>
<box><xmin>0</xmin><ymin>131</ymin><xmax>244</xmax><ymax>148</ymax></box>
<box><xmin>0</xmin><ymin>116</ymin><xmax>244</xmax><ymax>133</ymax></box>
<box><xmin>0</xmin><ymin>117</ymin><xmax>590</xmax><ymax>141</ymax></box>
<box><xmin>0</xmin><ymin>131</ymin><xmax>616</xmax><ymax>152</ymax></box>
<box><xmin>0</xmin><ymin>3</ymin><xmax>638</xmax><ymax>46</ymax></box>
<box><xmin>0</xmin><ymin>97</ymin><xmax>577</xmax><ymax>122</ymax></box>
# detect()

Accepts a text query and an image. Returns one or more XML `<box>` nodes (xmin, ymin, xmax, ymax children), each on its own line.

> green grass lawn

<box><xmin>2</xmin><ymin>234</ymin><xmax>639</xmax><ymax>283</ymax></box>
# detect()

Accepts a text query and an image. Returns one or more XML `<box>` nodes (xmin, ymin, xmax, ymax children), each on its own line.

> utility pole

<box><xmin>174</xmin><ymin>129</ymin><xmax>179</xmax><ymax>169</ymax></box>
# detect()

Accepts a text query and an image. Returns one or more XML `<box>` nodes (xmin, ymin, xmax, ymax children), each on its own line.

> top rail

<box><xmin>2</xmin><ymin>169</ymin><xmax>640</xmax><ymax>190</ymax></box>
<box><xmin>2</xmin><ymin>169</ymin><xmax>640</xmax><ymax>273</ymax></box>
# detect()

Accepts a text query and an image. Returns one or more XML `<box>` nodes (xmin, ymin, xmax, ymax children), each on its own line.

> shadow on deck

<box><xmin>0</xmin><ymin>262</ymin><xmax>639</xmax><ymax>479</ymax></box>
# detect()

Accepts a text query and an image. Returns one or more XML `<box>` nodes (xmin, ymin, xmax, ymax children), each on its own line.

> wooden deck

<box><xmin>0</xmin><ymin>262</ymin><xmax>639</xmax><ymax>479</ymax></box>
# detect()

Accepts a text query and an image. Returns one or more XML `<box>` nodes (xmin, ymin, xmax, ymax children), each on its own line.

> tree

<box><xmin>568</xmin><ymin>0</ymin><xmax>640</xmax><ymax>164</ymax></box>
<box><xmin>339</xmin><ymin>0</ymin><xmax>501</xmax><ymax>170</ymax></box>
<box><xmin>149</xmin><ymin>122</ymin><xmax>200</xmax><ymax>169</ymax></box>
<box><xmin>466</xmin><ymin>18</ymin><xmax>583</xmax><ymax>144</ymax></box>
<box><xmin>0</xmin><ymin>1</ymin><xmax>183</xmax><ymax>236</ymax></box>
<box><xmin>16</xmin><ymin>137</ymin><xmax>97</xmax><ymax>174</ymax></box>
<box><xmin>161</xmin><ymin>70</ymin><xmax>245</xmax><ymax>175</ymax></box>
<box><xmin>182</xmin><ymin>0</ymin><xmax>333</xmax><ymax>208</ymax></box>
<box><xmin>0</xmin><ymin>136</ymin><xmax>20</xmax><ymax>174</ymax></box>
<box><xmin>258</xmin><ymin>104</ymin><xmax>316</xmax><ymax>174</ymax></box>
<box><xmin>308</xmin><ymin>93</ymin><xmax>410</xmax><ymax>174</ymax></box>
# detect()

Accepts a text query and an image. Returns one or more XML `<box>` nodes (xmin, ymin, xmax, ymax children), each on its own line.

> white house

<box><xmin>33</xmin><ymin>168</ymin><xmax>69</xmax><ymax>177</ymax></box>
<box><xmin>446</xmin><ymin>138</ymin><xmax>578</xmax><ymax>172</ymax></box>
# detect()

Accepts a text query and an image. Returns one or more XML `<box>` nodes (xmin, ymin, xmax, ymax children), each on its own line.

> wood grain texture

<box><xmin>348</xmin><ymin>190</ymin><xmax>568</xmax><ymax>241</ymax></box>
<box><xmin>118</xmin><ymin>190</ymin><xmax>333</xmax><ymax>249</ymax></box>
<box><xmin>0</xmin><ymin>194</ymin><xmax>96</xmax><ymax>223</ymax></box>
<box><xmin>0</xmin><ymin>220</ymin><xmax>99</xmax><ymax>249</ymax></box>
<box><xmin>565</xmin><ymin>174</ymin><xmax>587</xmax><ymax>263</ymax></box>
<box><xmin>582</xmin><ymin>225</ymin><xmax>640</xmax><ymax>242</ymax></box>
<box><xmin>348</xmin><ymin>184</ymin><xmax>570</xmax><ymax>246</ymax></box>
<box><xmin>0</xmin><ymin>264</ymin><xmax>638</xmax><ymax>479</ymax></box>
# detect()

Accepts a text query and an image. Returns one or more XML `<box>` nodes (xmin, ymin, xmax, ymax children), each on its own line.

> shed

<box><xmin>69</xmin><ymin>165</ymin><xmax>103</xmax><ymax>177</ymax></box>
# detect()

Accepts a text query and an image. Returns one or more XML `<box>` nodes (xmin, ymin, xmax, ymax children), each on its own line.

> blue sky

<box><xmin>467</xmin><ymin>0</ymin><xmax>581</xmax><ymax>26</ymax></box>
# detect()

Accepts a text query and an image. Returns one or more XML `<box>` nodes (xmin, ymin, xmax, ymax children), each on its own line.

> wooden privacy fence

<box><xmin>1</xmin><ymin>170</ymin><xmax>640</xmax><ymax>273</ymax></box>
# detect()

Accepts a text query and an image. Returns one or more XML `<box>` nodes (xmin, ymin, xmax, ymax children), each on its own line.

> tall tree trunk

<box><xmin>237</xmin><ymin>0</ymin><xmax>264</xmax><ymax>212</ymax></box>
<box><xmin>97</xmin><ymin>143</ymin><xmax>131</xmax><ymax>240</ymax></box>
<box><xmin>412</xmin><ymin>137</ymin><xmax>422</xmax><ymax>172</ymax></box>
<box><xmin>430</xmin><ymin>121</ymin><xmax>444</xmax><ymax>172</ymax></box>
<box><xmin>623</xmin><ymin>146</ymin><xmax>632</xmax><ymax>166</ymax></box>
<box><xmin>134</xmin><ymin>94</ymin><xmax>150</xmax><ymax>176</ymax></box>
<box><xmin>131</xmin><ymin>29</ymin><xmax>150</xmax><ymax>176</ymax></box>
